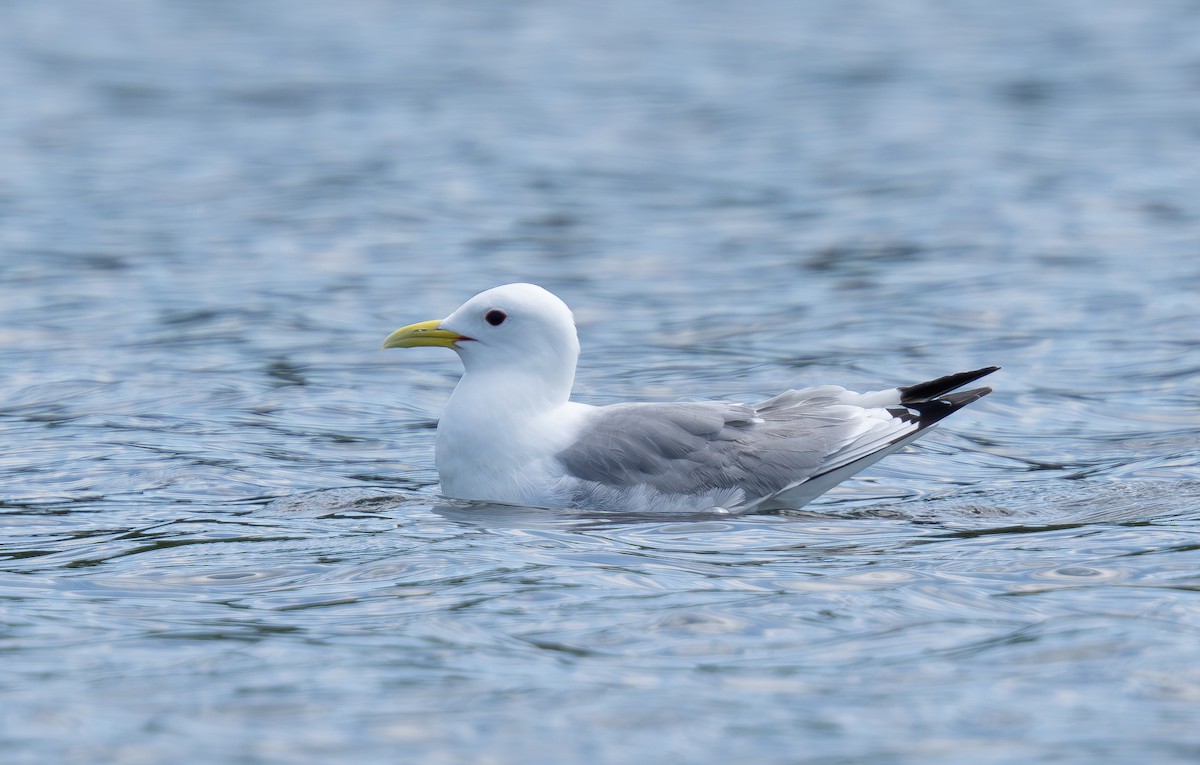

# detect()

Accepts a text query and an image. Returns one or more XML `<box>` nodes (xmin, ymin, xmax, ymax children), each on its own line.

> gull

<box><xmin>383</xmin><ymin>283</ymin><xmax>997</xmax><ymax>513</ymax></box>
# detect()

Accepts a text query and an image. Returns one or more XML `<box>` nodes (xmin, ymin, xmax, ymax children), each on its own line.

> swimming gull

<box><xmin>383</xmin><ymin>283</ymin><xmax>997</xmax><ymax>513</ymax></box>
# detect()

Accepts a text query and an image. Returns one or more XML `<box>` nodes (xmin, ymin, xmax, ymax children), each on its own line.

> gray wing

<box><xmin>555</xmin><ymin>367</ymin><xmax>998</xmax><ymax>510</ymax></box>
<box><xmin>555</xmin><ymin>388</ymin><xmax>907</xmax><ymax>505</ymax></box>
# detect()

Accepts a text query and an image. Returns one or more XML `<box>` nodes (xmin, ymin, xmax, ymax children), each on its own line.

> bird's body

<box><xmin>384</xmin><ymin>283</ymin><xmax>997</xmax><ymax>513</ymax></box>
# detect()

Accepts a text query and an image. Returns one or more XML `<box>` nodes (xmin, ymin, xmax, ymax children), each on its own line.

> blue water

<box><xmin>3</xmin><ymin>1</ymin><xmax>1200</xmax><ymax>762</ymax></box>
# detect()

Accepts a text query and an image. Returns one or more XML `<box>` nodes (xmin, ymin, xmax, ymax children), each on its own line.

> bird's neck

<box><xmin>448</xmin><ymin>364</ymin><xmax>573</xmax><ymax>419</ymax></box>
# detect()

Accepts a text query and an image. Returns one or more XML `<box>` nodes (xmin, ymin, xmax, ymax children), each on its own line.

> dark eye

<box><xmin>485</xmin><ymin>309</ymin><xmax>507</xmax><ymax>326</ymax></box>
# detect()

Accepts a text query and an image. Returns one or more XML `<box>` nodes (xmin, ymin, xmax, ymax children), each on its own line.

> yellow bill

<box><xmin>381</xmin><ymin>320</ymin><xmax>469</xmax><ymax>349</ymax></box>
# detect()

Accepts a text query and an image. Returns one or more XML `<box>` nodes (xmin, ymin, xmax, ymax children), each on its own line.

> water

<box><xmin>3</xmin><ymin>1</ymin><xmax>1200</xmax><ymax>762</ymax></box>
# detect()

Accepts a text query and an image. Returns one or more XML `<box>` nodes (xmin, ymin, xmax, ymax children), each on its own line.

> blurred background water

<box><xmin>2</xmin><ymin>1</ymin><xmax>1200</xmax><ymax>763</ymax></box>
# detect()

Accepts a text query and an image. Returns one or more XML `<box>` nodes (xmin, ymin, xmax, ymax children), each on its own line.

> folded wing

<box><xmin>555</xmin><ymin>366</ymin><xmax>998</xmax><ymax>511</ymax></box>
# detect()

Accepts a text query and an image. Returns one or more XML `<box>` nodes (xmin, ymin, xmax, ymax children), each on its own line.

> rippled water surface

<box><xmin>3</xmin><ymin>1</ymin><xmax>1200</xmax><ymax>763</ymax></box>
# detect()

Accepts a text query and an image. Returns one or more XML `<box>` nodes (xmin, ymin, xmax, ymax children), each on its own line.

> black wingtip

<box><xmin>892</xmin><ymin>385</ymin><xmax>993</xmax><ymax>427</ymax></box>
<box><xmin>898</xmin><ymin>366</ymin><xmax>1000</xmax><ymax>405</ymax></box>
<box><xmin>892</xmin><ymin>366</ymin><xmax>999</xmax><ymax>427</ymax></box>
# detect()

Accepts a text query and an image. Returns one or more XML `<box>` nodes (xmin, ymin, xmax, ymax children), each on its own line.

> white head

<box><xmin>383</xmin><ymin>283</ymin><xmax>580</xmax><ymax>406</ymax></box>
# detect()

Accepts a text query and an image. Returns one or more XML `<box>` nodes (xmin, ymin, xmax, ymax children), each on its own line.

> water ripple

<box><xmin>4</xmin><ymin>0</ymin><xmax>1200</xmax><ymax>762</ymax></box>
